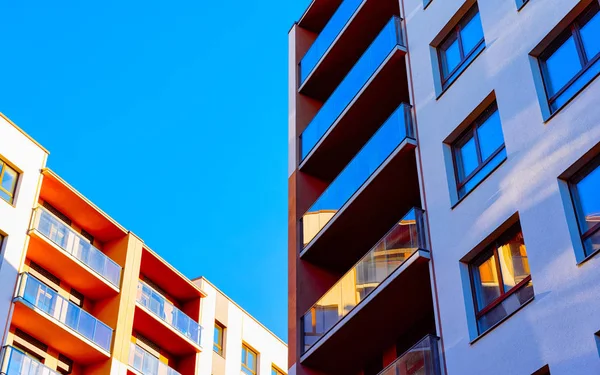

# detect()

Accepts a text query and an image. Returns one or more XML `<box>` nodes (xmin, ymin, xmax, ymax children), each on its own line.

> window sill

<box><xmin>577</xmin><ymin>246</ymin><xmax>600</xmax><ymax>266</ymax></box>
<box><xmin>469</xmin><ymin>295</ymin><xmax>534</xmax><ymax>345</ymax></box>
<box><xmin>451</xmin><ymin>156</ymin><xmax>507</xmax><ymax>210</ymax></box>
<box><xmin>436</xmin><ymin>45</ymin><xmax>486</xmax><ymax>100</ymax></box>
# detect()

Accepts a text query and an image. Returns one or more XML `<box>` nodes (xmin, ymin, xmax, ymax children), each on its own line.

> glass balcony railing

<box><xmin>129</xmin><ymin>342</ymin><xmax>181</xmax><ymax>375</ymax></box>
<box><xmin>298</xmin><ymin>0</ymin><xmax>364</xmax><ymax>84</ymax></box>
<box><xmin>32</xmin><ymin>207</ymin><xmax>122</xmax><ymax>288</ymax></box>
<box><xmin>136</xmin><ymin>281</ymin><xmax>203</xmax><ymax>346</ymax></box>
<box><xmin>300</xmin><ymin>16</ymin><xmax>404</xmax><ymax>160</ymax></box>
<box><xmin>302</xmin><ymin>208</ymin><xmax>427</xmax><ymax>353</ymax></box>
<box><xmin>378</xmin><ymin>335</ymin><xmax>442</xmax><ymax>375</ymax></box>
<box><xmin>301</xmin><ymin>103</ymin><xmax>414</xmax><ymax>247</ymax></box>
<box><xmin>0</xmin><ymin>346</ymin><xmax>61</xmax><ymax>375</ymax></box>
<box><xmin>15</xmin><ymin>273</ymin><xmax>113</xmax><ymax>352</ymax></box>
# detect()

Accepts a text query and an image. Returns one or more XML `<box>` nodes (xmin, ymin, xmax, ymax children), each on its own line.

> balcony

<box><xmin>12</xmin><ymin>273</ymin><xmax>113</xmax><ymax>363</ymax></box>
<box><xmin>128</xmin><ymin>342</ymin><xmax>182</xmax><ymax>375</ymax></box>
<box><xmin>298</xmin><ymin>0</ymin><xmax>401</xmax><ymax>101</ymax></box>
<box><xmin>0</xmin><ymin>346</ymin><xmax>61</xmax><ymax>375</ymax></box>
<box><xmin>28</xmin><ymin>207</ymin><xmax>121</xmax><ymax>299</ymax></box>
<box><xmin>300</xmin><ymin>16</ymin><xmax>408</xmax><ymax>170</ymax></box>
<box><xmin>378</xmin><ymin>335</ymin><xmax>442</xmax><ymax>375</ymax></box>
<box><xmin>134</xmin><ymin>280</ymin><xmax>203</xmax><ymax>355</ymax></box>
<box><xmin>300</xmin><ymin>103</ymin><xmax>420</xmax><ymax>271</ymax></box>
<box><xmin>300</xmin><ymin>209</ymin><xmax>434</xmax><ymax>373</ymax></box>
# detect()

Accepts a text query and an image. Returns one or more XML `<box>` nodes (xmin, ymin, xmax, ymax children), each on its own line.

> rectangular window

<box><xmin>438</xmin><ymin>4</ymin><xmax>485</xmax><ymax>89</ymax></box>
<box><xmin>241</xmin><ymin>344</ymin><xmax>258</xmax><ymax>375</ymax></box>
<box><xmin>271</xmin><ymin>366</ymin><xmax>285</xmax><ymax>375</ymax></box>
<box><xmin>569</xmin><ymin>156</ymin><xmax>600</xmax><ymax>258</ymax></box>
<box><xmin>0</xmin><ymin>159</ymin><xmax>19</xmax><ymax>204</ymax></box>
<box><xmin>539</xmin><ymin>2</ymin><xmax>600</xmax><ymax>113</ymax></box>
<box><xmin>213</xmin><ymin>322</ymin><xmax>224</xmax><ymax>356</ymax></box>
<box><xmin>470</xmin><ymin>223</ymin><xmax>534</xmax><ymax>334</ymax></box>
<box><xmin>452</xmin><ymin>102</ymin><xmax>506</xmax><ymax>199</ymax></box>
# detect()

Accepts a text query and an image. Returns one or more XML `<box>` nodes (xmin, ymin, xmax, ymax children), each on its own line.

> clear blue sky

<box><xmin>1</xmin><ymin>0</ymin><xmax>311</xmax><ymax>341</ymax></box>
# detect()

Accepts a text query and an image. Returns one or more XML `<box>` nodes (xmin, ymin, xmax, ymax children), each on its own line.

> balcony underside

<box><xmin>300</xmin><ymin>253</ymin><xmax>434</xmax><ymax>374</ymax></box>
<box><xmin>299</xmin><ymin>0</ymin><xmax>400</xmax><ymax>101</ymax></box>
<box><xmin>298</xmin><ymin>0</ymin><xmax>343</xmax><ymax>33</ymax></box>
<box><xmin>27</xmin><ymin>232</ymin><xmax>120</xmax><ymax>300</ymax></box>
<box><xmin>133</xmin><ymin>304</ymin><xmax>201</xmax><ymax>356</ymax></box>
<box><xmin>11</xmin><ymin>299</ymin><xmax>110</xmax><ymax>364</ymax></box>
<box><xmin>300</xmin><ymin>47</ymin><xmax>409</xmax><ymax>182</ymax></box>
<box><xmin>301</xmin><ymin>145</ymin><xmax>420</xmax><ymax>274</ymax></box>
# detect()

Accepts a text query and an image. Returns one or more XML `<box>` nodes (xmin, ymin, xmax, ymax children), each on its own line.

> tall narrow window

<box><xmin>0</xmin><ymin>159</ymin><xmax>19</xmax><ymax>204</ymax></box>
<box><xmin>569</xmin><ymin>157</ymin><xmax>600</xmax><ymax>258</ymax></box>
<box><xmin>213</xmin><ymin>322</ymin><xmax>225</xmax><ymax>356</ymax></box>
<box><xmin>438</xmin><ymin>4</ymin><xmax>485</xmax><ymax>89</ymax></box>
<box><xmin>470</xmin><ymin>223</ymin><xmax>534</xmax><ymax>334</ymax></box>
<box><xmin>452</xmin><ymin>102</ymin><xmax>506</xmax><ymax>199</ymax></box>
<box><xmin>241</xmin><ymin>344</ymin><xmax>258</xmax><ymax>375</ymax></box>
<box><xmin>539</xmin><ymin>2</ymin><xmax>600</xmax><ymax>113</ymax></box>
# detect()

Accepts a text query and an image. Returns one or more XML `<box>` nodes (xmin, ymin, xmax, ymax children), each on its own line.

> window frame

<box><xmin>437</xmin><ymin>4</ymin><xmax>485</xmax><ymax>89</ymax></box>
<box><xmin>241</xmin><ymin>343</ymin><xmax>258</xmax><ymax>375</ymax></box>
<box><xmin>271</xmin><ymin>365</ymin><xmax>286</xmax><ymax>375</ymax></box>
<box><xmin>569</xmin><ymin>156</ymin><xmax>600</xmax><ymax>258</ymax></box>
<box><xmin>452</xmin><ymin>102</ymin><xmax>505</xmax><ymax>199</ymax></box>
<box><xmin>0</xmin><ymin>159</ymin><xmax>20</xmax><ymax>205</ymax></box>
<box><xmin>539</xmin><ymin>2</ymin><xmax>600</xmax><ymax>114</ymax></box>
<box><xmin>468</xmin><ymin>224</ymin><xmax>533</xmax><ymax>331</ymax></box>
<box><xmin>213</xmin><ymin>322</ymin><xmax>225</xmax><ymax>356</ymax></box>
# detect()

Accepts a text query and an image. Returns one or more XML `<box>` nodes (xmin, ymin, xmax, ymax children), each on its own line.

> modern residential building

<box><xmin>288</xmin><ymin>0</ymin><xmax>600</xmax><ymax>375</ymax></box>
<box><xmin>0</xmin><ymin>116</ymin><xmax>287</xmax><ymax>375</ymax></box>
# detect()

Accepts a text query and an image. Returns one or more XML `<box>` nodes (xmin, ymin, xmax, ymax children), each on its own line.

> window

<box><xmin>0</xmin><ymin>159</ymin><xmax>19</xmax><ymax>204</ymax></box>
<box><xmin>241</xmin><ymin>344</ymin><xmax>258</xmax><ymax>375</ymax></box>
<box><xmin>438</xmin><ymin>4</ymin><xmax>485</xmax><ymax>89</ymax></box>
<box><xmin>516</xmin><ymin>0</ymin><xmax>529</xmax><ymax>10</ymax></box>
<box><xmin>470</xmin><ymin>223</ymin><xmax>534</xmax><ymax>334</ymax></box>
<box><xmin>452</xmin><ymin>102</ymin><xmax>506</xmax><ymax>199</ymax></box>
<box><xmin>213</xmin><ymin>322</ymin><xmax>224</xmax><ymax>356</ymax></box>
<box><xmin>569</xmin><ymin>157</ymin><xmax>600</xmax><ymax>258</ymax></box>
<box><xmin>271</xmin><ymin>366</ymin><xmax>285</xmax><ymax>375</ymax></box>
<box><xmin>539</xmin><ymin>2</ymin><xmax>600</xmax><ymax>114</ymax></box>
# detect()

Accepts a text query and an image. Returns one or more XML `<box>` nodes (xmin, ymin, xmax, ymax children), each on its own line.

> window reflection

<box><xmin>571</xmin><ymin>158</ymin><xmax>600</xmax><ymax>257</ymax></box>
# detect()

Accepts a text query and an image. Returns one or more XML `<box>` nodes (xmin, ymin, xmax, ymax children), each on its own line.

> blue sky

<box><xmin>1</xmin><ymin>0</ymin><xmax>311</xmax><ymax>341</ymax></box>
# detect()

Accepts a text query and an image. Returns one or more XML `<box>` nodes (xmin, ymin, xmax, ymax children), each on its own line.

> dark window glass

<box><xmin>453</xmin><ymin>103</ymin><xmax>506</xmax><ymax>199</ymax></box>
<box><xmin>0</xmin><ymin>159</ymin><xmax>19</xmax><ymax>204</ymax></box>
<box><xmin>213</xmin><ymin>322</ymin><xmax>225</xmax><ymax>356</ymax></box>
<box><xmin>470</xmin><ymin>224</ymin><xmax>534</xmax><ymax>334</ymax></box>
<box><xmin>570</xmin><ymin>158</ymin><xmax>600</xmax><ymax>258</ymax></box>
<box><xmin>540</xmin><ymin>2</ymin><xmax>600</xmax><ymax>113</ymax></box>
<box><xmin>438</xmin><ymin>5</ymin><xmax>485</xmax><ymax>88</ymax></box>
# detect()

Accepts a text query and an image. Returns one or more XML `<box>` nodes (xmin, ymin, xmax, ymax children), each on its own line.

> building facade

<box><xmin>288</xmin><ymin>0</ymin><xmax>600</xmax><ymax>375</ymax></box>
<box><xmin>0</xmin><ymin>116</ymin><xmax>286</xmax><ymax>375</ymax></box>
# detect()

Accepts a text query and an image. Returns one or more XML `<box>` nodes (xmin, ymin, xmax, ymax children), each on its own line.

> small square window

<box><xmin>213</xmin><ymin>322</ymin><xmax>225</xmax><ymax>356</ymax></box>
<box><xmin>241</xmin><ymin>344</ymin><xmax>258</xmax><ymax>375</ymax></box>
<box><xmin>437</xmin><ymin>4</ymin><xmax>485</xmax><ymax>90</ymax></box>
<box><xmin>569</xmin><ymin>156</ymin><xmax>600</xmax><ymax>258</ymax></box>
<box><xmin>0</xmin><ymin>159</ymin><xmax>19</xmax><ymax>205</ymax></box>
<box><xmin>452</xmin><ymin>102</ymin><xmax>506</xmax><ymax>200</ymax></box>
<box><xmin>469</xmin><ymin>223</ymin><xmax>534</xmax><ymax>335</ymax></box>
<box><xmin>538</xmin><ymin>2</ymin><xmax>600</xmax><ymax>114</ymax></box>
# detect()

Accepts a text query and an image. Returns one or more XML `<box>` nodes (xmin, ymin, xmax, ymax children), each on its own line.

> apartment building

<box><xmin>288</xmin><ymin>0</ymin><xmax>600</xmax><ymax>374</ymax></box>
<box><xmin>0</xmin><ymin>117</ymin><xmax>287</xmax><ymax>375</ymax></box>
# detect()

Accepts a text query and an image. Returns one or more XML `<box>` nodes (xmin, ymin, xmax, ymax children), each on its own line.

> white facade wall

<box><xmin>402</xmin><ymin>0</ymin><xmax>600</xmax><ymax>374</ymax></box>
<box><xmin>196</xmin><ymin>278</ymin><xmax>287</xmax><ymax>375</ymax></box>
<box><xmin>0</xmin><ymin>115</ymin><xmax>47</xmax><ymax>344</ymax></box>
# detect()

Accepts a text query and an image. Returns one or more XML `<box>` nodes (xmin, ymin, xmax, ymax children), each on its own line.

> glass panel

<box><xmin>544</xmin><ymin>36</ymin><xmax>582</xmax><ymax>97</ymax></box>
<box><xmin>550</xmin><ymin>55</ymin><xmax>600</xmax><ymax>112</ymax></box>
<box><xmin>1</xmin><ymin>167</ymin><xmax>17</xmax><ymax>194</ymax></box>
<box><xmin>247</xmin><ymin>350</ymin><xmax>256</xmax><ymax>370</ymax></box>
<box><xmin>476</xmin><ymin>110</ymin><xmax>504</xmax><ymax>161</ymax></box>
<box><xmin>459</xmin><ymin>148</ymin><xmax>506</xmax><ymax>198</ymax></box>
<box><xmin>300</xmin><ymin>17</ymin><xmax>403</xmax><ymax>159</ymax></box>
<box><xmin>497</xmin><ymin>230</ymin><xmax>530</xmax><ymax>292</ymax></box>
<box><xmin>460</xmin><ymin>11</ymin><xmax>484</xmax><ymax>55</ymax></box>
<box><xmin>0</xmin><ymin>189</ymin><xmax>11</xmax><ymax>203</ymax></box>
<box><xmin>457</xmin><ymin>136</ymin><xmax>478</xmax><ymax>180</ymax></box>
<box><xmin>583</xmin><ymin>227</ymin><xmax>600</xmax><ymax>257</ymax></box>
<box><xmin>441</xmin><ymin>35</ymin><xmax>461</xmax><ymax>78</ymax></box>
<box><xmin>302</xmin><ymin>103</ymin><xmax>413</xmax><ymax>246</ymax></box>
<box><xmin>378</xmin><ymin>335</ymin><xmax>441</xmax><ymax>375</ymax></box>
<box><xmin>472</xmin><ymin>253</ymin><xmax>501</xmax><ymax>312</ymax></box>
<box><xmin>94</xmin><ymin>322</ymin><xmax>113</xmax><ymax>351</ymax></box>
<box><xmin>128</xmin><ymin>343</ymin><xmax>182</xmax><ymax>375</ymax></box>
<box><xmin>575</xmin><ymin>164</ymin><xmax>600</xmax><ymax>232</ymax></box>
<box><xmin>302</xmin><ymin>208</ymin><xmax>426</xmax><ymax>353</ymax></box>
<box><xmin>299</xmin><ymin>0</ymin><xmax>364</xmax><ymax>83</ymax></box>
<box><xmin>4</xmin><ymin>347</ymin><xmax>61</xmax><ymax>375</ymax></box>
<box><xmin>580</xmin><ymin>8</ymin><xmax>600</xmax><ymax>60</ymax></box>
<box><xmin>477</xmin><ymin>280</ymin><xmax>534</xmax><ymax>333</ymax></box>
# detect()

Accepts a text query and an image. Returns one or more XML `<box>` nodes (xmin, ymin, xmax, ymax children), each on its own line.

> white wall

<box><xmin>403</xmin><ymin>0</ymin><xmax>600</xmax><ymax>374</ymax></box>
<box><xmin>0</xmin><ymin>115</ymin><xmax>47</xmax><ymax>344</ymax></box>
<box><xmin>196</xmin><ymin>278</ymin><xmax>287</xmax><ymax>375</ymax></box>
